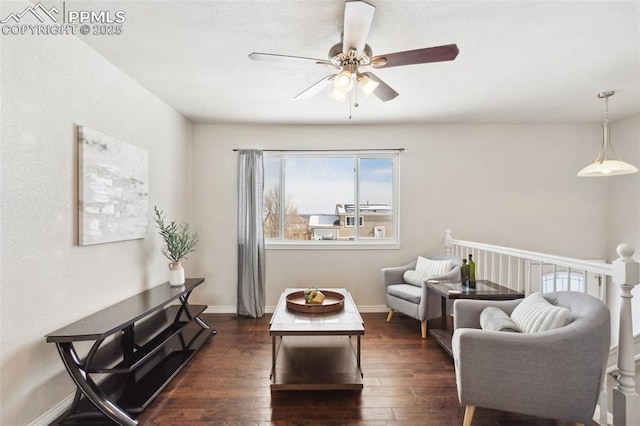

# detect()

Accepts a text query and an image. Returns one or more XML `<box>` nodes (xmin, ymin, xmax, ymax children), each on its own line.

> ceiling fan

<box><xmin>248</xmin><ymin>0</ymin><xmax>459</xmax><ymax>103</ymax></box>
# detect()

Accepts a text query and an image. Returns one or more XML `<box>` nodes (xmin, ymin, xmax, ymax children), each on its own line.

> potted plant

<box><xmin>153</xmin><ymin>206</ymin><xmax>200</xmax><ymax>286</ymax></box>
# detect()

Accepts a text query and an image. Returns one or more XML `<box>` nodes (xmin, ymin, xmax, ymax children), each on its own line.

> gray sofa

<box><xmin>381</xmin><ymin>254</ymin><xmax>462</xmax><ymax>338</ymax></box>
<box><xmin>452</xmin><ymin>291</ymin><xmax>610</xmax><ymax>425</ymax></box>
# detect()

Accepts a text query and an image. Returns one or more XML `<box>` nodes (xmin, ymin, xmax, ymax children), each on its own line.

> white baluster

<box><xmin>445</xmin><ymin>229</ymin><xmax>452</xmax><ymax>255</ymax></box>
<box><xmin>599</xmin><ymin>376</ymin><xmax>609</xmax><ymax>426</ymax></box>
<box><xmin>483</xmin><ymin>252</ymin><xmax>488</xmax><ymax>282</ymax></box>
<box><xmin>517</xmin><ymin>257</ymin><xmax>524</xmax><ymax>293</ymax></box>
<box><xmin>526</xmin><ymin>259</ymin><xmax>531</xmax><ymax>295</ymax></box>
<box><xmin>490</xmin><ymin>252</ymin><xmax>495</xmax><ymax>282</ymax></box>
<box><xmin>612</xmin><ymin>244</ymin><xmax>640</xmax><ymax>426</ymax></box>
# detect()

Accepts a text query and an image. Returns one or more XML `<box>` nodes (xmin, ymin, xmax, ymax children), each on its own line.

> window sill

<box><xmin>266</xmin><ymin>241</ymin><xmax>400</xmax><ymax>250</ymax></box>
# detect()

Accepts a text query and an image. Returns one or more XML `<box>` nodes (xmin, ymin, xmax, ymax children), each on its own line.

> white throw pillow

<box><xmin>415</xmin><ymin>257</ymin><xmax>452</xmax><ymax>277</ymax></box>
<box><xmin>511</xmin><ymin>292</ymin><xmax>571</xmax><ymax>333</ymax></box>
<box><xmin>403</xmin><ymin>270</ymin><xmax>432</xmax><ymax>287</ymax></box>
<box><xmin>480</xmin><ymin>307</ymin><xmax>521</xmax><ymax>332</ymax></box>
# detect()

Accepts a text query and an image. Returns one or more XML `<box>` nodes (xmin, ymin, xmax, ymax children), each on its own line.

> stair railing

<box><xmin>444</xmin><ymin>229</ymin><xmax>640</xmax><ymax>426</ymax></box>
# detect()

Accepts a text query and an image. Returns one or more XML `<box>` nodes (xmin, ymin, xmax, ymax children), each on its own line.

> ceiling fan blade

<box><xmin>370</xmin><ymin>44</ymin><xmax>459</xmax><ymax>68</ymax></box>
<box><xmin>248</xmin><ymin>52</ymin><xmax>334</xmax><ymax>67</ymax></box>
<box><xmin>342</xmin><ymin>1</ymin><xmax>375</xmax><ymax>56</ymax></box>
<box><xmin>294</xmin><ymin>75</ymin><xmax>335</xmax><ymax>100</ymax></box>
<box><xmin>362</xmin><ymin>72</ymin><xmax>399</xmax><ymax>102</ymax></box>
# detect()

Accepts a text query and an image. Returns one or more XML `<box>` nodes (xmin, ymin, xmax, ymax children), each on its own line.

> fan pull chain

<box><xmin>349</xmin><ymin>87</ymin><xmax>353</xmax><ymax>119</ymax></box>
<box><xmin>349</xmin><ymin>79</ymin><xmax>359</xmax><ymax>120</ymax></box>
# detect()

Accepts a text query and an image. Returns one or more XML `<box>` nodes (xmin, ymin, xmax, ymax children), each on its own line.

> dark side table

<box><xmin>426</xmin><ymin>280</ymin><xmax>524</xmax><ymax>356</ymax></box>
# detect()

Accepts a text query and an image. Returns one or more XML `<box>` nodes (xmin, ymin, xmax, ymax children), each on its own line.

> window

<box><xmin>263</xmin><ymin>151</ymin><xmax>399</xmax><ymax>247</ymax></box>
<box><xmin>542</xmin><ymin>272</ymin><xmax>585</xmax><ymax>293</ymax></box>
<box><xmin>345</xmin><ymin>216</ymin><xmax>364</xmax><ymax>227</ymax></box>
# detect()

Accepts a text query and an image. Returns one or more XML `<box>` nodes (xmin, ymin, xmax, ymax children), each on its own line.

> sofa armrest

<box><xmin>381</xmin><ymin>261</ymin><xmax>416</xmax><ymax>288</ymax></box>
<box><xmin>452</xmin><ymin>326</ymin><xmax>606</xmax><ymax>424</ymax></box>
<box><xmin>453</xmin><ymin>298</ymin><xmax>523</xmax><ymax>329</ymax></box>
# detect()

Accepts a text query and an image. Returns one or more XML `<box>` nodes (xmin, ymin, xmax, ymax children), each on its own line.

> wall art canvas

<box><xmin>78</xmin><ymin>126</ymin><xmax>149</xmax><ymax>245</ymax></box>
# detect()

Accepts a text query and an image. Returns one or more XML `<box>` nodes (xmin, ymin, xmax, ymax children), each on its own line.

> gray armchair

<box><xmin>452</xmin><ymin>291</ymin><xmax>610</xmax><ymax>426</ymax></box>
<box><xmin>381</xmin><ymin>254</ymin><xmax>462</xmax><ymax>338</ymax></box>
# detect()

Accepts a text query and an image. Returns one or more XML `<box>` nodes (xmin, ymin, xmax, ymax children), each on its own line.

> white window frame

<box><xmin>264</xmin><ymin>150</ymin><xmax>400</xmax><ymax>249</ymax></box>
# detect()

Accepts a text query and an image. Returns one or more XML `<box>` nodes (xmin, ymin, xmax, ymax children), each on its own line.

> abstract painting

<box><xmin>78</xmin><ymin>126</ymin><xmax>149</xmax><ymax>245</ymax></box>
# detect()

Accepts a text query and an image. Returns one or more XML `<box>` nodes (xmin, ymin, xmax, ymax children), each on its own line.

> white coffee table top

<box><xmin>270</xmin><ymin>288</ymin><xmax>364</xmax><ymax>336</ymax></box>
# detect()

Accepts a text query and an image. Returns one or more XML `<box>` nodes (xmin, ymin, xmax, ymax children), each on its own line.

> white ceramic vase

<box><xmin>169</xmin><ymin>262</ymin><xmax>185</xmax><ymax>286</ymax></box>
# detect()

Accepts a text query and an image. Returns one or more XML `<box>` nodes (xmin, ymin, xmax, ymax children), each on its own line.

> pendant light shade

<box><xmin>578</xmin><ymin>91</ymin><xmax>638</xmax><ymax>177</ymax></box>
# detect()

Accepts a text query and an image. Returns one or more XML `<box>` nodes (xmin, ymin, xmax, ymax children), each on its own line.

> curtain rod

<box><xmin>232</xmin><ymin>148</ymin><xmax>405</xmax><ymax>152</ymax></box>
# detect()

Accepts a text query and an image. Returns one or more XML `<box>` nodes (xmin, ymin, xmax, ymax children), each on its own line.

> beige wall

<box><xmin>190</xmin><ymin>123</ymin><xmax>609</xmax><ymax>312</ymax></box>
<box><xmin>0</xmin><ymin>15</ymin><xmax>192</xmax><ymax>426</ymax></box>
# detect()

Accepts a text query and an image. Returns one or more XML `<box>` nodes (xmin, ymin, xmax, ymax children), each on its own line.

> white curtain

<box><xmin>236</xmin><ymin>149</ymin><xmax>265</xmax><ymax>318</ymax></box>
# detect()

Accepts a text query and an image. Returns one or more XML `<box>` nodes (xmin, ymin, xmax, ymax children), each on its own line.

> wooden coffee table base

<box><xmin>269</xmin><ymin>288</ymin><xmax>365</xmax><ymax>391</ymax></box>
<box><xmin>271</xmin><ymin>335</ymin><xmax>363</xmax><ymax>390</ymax></box>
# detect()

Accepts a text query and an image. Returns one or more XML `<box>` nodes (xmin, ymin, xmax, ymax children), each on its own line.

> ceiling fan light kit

<box><xmin>577</xmin><ymin>91</ymin><xmax>639</xmax><ymax>177</ymax></box>
<box><xmin>330</xmin><ymin>88</ymin><xmax>347</xmax><ymax>103</ymax></box>
<box><xmin>357</xmin><ymin>73</ymin><xmax>379</xmax><ymax>97</ymax></box>
<box><xmin>334</xmin><ymin>70</ymin><xmax>354</xmax><ymax>91</ymax></box>
<box><xmin>249</xmin><ymin>0</ymin><xmax>459</xmax><ymax>108</ymax></box>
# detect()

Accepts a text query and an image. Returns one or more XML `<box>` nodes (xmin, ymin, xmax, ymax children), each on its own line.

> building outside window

<box><xmin>345</xmin><ymin>215</ymin><xmax>364</xmax><ymax>227</ymax></box>
<box><xmin>542</xmin><ymin>271</ymin><xmax>585</xmax><ymax>293</ymax></box>
<box><xmin>263</xmin><ymin>151</ymin><xmax>399</xmax><ymax>247</ymax></box>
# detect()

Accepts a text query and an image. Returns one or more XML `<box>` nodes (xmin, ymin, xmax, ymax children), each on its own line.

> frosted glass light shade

<box><xmin>357</xmin><ymin>74</ymin><xmax>379</xmax><ymax>97</ymax></box>
<box><xmin>577</xmin><ymin>160</ymin><xmax>639</xmax><ymax>177</ymax></box>
<box><xmin>578</xmin><ymin>121</ymin><xmax>639</xmax><ymax>177</ymax></box>
<box><xmin>329</xmin><ymin>88</ymin><xmax>346</xmax><ymax>103</ymax></box>
<box><xmin>333</xmin><ymin>70</ymin><xmax>353</xmax><ymax>91</ymax></box>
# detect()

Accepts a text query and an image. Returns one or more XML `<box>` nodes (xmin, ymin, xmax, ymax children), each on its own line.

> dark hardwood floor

<box><xmin>135</xmin><ymin>313</ymin><xmax>594</xmax><ymax>425</ymax></box>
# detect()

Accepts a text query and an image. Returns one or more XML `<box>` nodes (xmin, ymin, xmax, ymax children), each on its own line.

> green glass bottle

<box><xmin>468</xmin><ymin>254</ymin><xmax>476</xmax><ymax>288</ymax></box>
<box><xmin>460</xmin><ymin>259</ymin><xmax>470</xmax><ymax>287</ymax></box>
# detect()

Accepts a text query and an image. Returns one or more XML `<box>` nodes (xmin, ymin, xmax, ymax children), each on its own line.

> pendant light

<box><xmin>578</xmin><ymin>91</ymin><xmax>638</xmax><ymax>177</ymax></box>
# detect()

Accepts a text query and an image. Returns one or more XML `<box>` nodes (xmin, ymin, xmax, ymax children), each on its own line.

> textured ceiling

<box><xmin>74</xmin><ymin>0</ymin><xmax>640</xmax><ymax>125</ymax></box>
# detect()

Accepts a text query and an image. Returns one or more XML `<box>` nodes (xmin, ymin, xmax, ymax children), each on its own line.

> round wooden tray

<box><xmin>285</xmin><ymin>290</ymin><xmax>345</xmax><ymax>314</ymax></box>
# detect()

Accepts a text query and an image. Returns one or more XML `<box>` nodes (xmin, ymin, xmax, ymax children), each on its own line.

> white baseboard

<box><xmin>204</xmin><ymin>305</ymin><xmax>237</xmax><ymax>314</ymax></box>
<box><xmin>28</xmin><ymin>393</ymin><xmax>74</xmax><ymax>426</ymax></box>
<box><xmin>352</xmin><ymin>305</ymin><xmax>388</xmax><ymax>313</ymax></box>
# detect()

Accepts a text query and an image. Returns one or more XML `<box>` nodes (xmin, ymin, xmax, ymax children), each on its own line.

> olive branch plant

<box><xmin>153</xmin><ymin>206</ymin><xmax>200</xmax><ymax>263</ymax></box>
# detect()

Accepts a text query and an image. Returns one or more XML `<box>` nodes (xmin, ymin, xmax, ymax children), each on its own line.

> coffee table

<box><xmin>426</xmin><ymin>280</ymin><xmax>524</xmax><ymax>356</ymax></box>
<box><xmin>269</xmin><ymin>288</ymin><xmax>364</xmax><ymax>390</ymax></box>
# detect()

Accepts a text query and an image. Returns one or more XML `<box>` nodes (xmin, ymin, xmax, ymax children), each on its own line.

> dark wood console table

<box><xmin>426</xmin><ymin>280</ymin><xmax>524</xmax><ymax>356</ymax></box>
<box><xmin>45</xmin><ymin>278</ymin><xmax>214</xmax><ymax>425</ymax></box>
